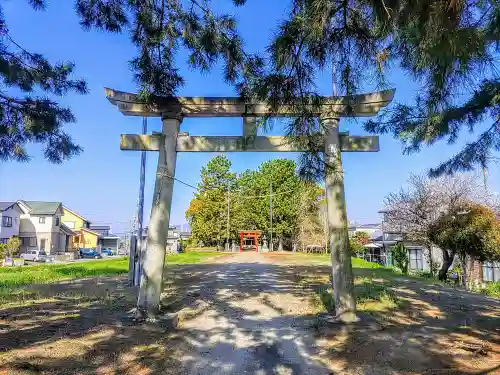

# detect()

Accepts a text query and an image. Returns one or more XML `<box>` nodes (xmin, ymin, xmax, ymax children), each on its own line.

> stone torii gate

<box><xmin>105</xmin><ymin>88</ymin><xmax>395</xmax><ymax>321</ymax></box>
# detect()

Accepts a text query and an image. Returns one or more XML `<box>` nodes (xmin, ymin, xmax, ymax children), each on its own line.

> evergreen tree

<box><xmin>76</xmin><ymin>0</ymin><xmax>500</xmax><ymax>178</ymax></box>
<box><xmin>186</xmin><ymin>155</ymin><xmax>236</xmax><ymax>246</ymax></box>
<box><xmin>0</xmin><ymin>1</ymin><xmax>87</xmax><ymax>163</ymax></box>
<box><xmin>186</xmin><ymin>157</ymin><xmax>321</xmax><ymax>249</ymax></box>
<box><xmin>76</xmin><ymin>0</ymin><xmax>261</xmax><ymax>100</ymax></box>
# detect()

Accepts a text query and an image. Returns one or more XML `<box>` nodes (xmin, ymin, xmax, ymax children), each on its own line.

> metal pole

<box><xmin>483</xmin><ymin>167</ymin><xmax>488</xmax><ymax>191</ymax></box>
<box><xmin>226</xmin><ymin>180</ymin><xmax>230</xmax><ymax>251</ymax></box>
<box><xmin>270</xmin><ymin>183</ymin><xmax>273</xmax><ymax>252</ymax></box>
<box><xmin>135</xmin><ymin>117</ymin><xmax>147</xmax><ymax>286</ymax></box>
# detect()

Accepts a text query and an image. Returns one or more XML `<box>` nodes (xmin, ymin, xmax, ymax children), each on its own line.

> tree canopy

<box><xmin>383</xmin><ymin>172</ymin><xmax>498</xmax><ymax>280</ymax></box>
<box><xmin>428</xmin><ymin>202</ymin><xmax>500</xmax><ymax>285</ymax></box>
<box><xmin>186</xmin><ymin>157</ymin><xmax>324</xmax><ymax>248</ymax></box>
<box><xmin>75</xmin><ymin>0</ymin><xmax>500</xmax><ymax>179</ymax></box>
<box><xmin>0</xmin><ymin>1</ymin><xmax>87</xmax><ymax>163</ymax></box>
<box><xmin>186</xmin><ymin>155</ymin><xmax>236</xmax><ymax>246</ymax></box>
<box><xmin>349</xmin><ymin>231</ymin><xmax>370</xmax><ymax>254</ymax></box>
<box><xmin>5</xmin><ymin>1</ymin><xmax>498</xmax><ymax>175</ymax></box>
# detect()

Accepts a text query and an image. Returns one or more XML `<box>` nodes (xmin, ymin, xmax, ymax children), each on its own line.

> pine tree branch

<box><xmin>429</xmin><ymin>122</ymin><xmax>500</xmax><ymax>176</ymax></box>
<box><xmin>475</xmin><ymin>4</ymin><xmax>493</xmax><ymax>27</ymax></box>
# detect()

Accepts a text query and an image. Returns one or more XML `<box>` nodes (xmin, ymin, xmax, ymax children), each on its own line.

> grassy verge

<box><xmin>0</xmin><ymin>252</ymin><xmax>225</xmax><ymax>303</ymax></box>
<box><xmin>184</xmin><ymin>247</ymin><xmax>218</xmax><ymax>252</ymax></box>
<box><xmin>302</xmin><ymin>256</ymin><xmax>399</xmax><ymax>314</ymax></box>
<box><xmin>482</xmin><ymin>281</ymin><xmax>500</xmax><ymax>298</ymax></box>
<box><xmin>166</xmin><ymin>251</ymin><xmax>226</xmax><ymax>264</ymax></box>
<box><xmin>264</xmin><ymin>253</ymin><xmax>384</xmax><ymax>269</ymax></box>
<box><xmin>0</xmin><ymin>257</ymin><xmax>129</xmax><ymax>288</ymax></box>
<box><xmin>311</xmin><ymin>277</ymin><xmax>398</xmax><ymax>314</ymax></box>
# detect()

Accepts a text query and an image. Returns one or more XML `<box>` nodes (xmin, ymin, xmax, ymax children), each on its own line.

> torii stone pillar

<box><xmin>323</xmin><ymin>116</ymin><xmax>356</xmax><ymax>321</ymax></box>
<box><xmin>137</xmin><ymin>112</ymin><xmax>182</xmax><ymax>314</ymax></box>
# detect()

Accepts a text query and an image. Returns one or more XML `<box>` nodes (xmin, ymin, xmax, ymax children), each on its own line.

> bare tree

<box><xmin>383</xmin><ymin>173</ymin><xmax>496</xmax><ymax>280</ymax></box>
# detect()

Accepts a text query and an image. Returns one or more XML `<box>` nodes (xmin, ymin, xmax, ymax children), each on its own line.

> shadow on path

<box><xmin>0</xmin><ymin>253</ymin><xmax>498</xmax><ymax>374</ymax></box>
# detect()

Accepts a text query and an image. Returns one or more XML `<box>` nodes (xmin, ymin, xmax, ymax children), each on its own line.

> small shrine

<box><xmin>239</xmin><ymin>230</ymin><xmax>262</xmax><ymax>252</ymax></box>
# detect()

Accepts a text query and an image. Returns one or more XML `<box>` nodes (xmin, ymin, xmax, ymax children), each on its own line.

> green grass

<box><xmin>306</xmin><ymin>257</ymin><xmax>399</xmax><ymax>314</ymax></box>
<box><xmin>482</xmin><ymin>281</ymin><xmax>500</xmax><ymax>298</ymax></box>
<box><xmin>312</xmin><ymin>276</ymin><xmax>398</xmax><ymax>314</ymax></box>
<box><xmin>266</xmin><ymin>252</ymin><xmax>386</xmax><ymax>269</ymax></box>
<box><xmin>0</xmin><ymin>257</ymin><xmax>129</xmax><ymax>290</ymax></box>
<box><xmin>351</xmin><ymin>257</ymin><xmax>383</xmax><ymax>269</ymax></box>
<box><xmin>0</xmin><ymin>252</ymin><xmax>224</xmax><ymax>302</ymax></box>
<box><xmin>166</xmin><ymin>251</ymin><xmax>225</xmax><ymax>264</ymax></box>
<box><xmin>184</xmin><ymin>246</ymin><xmax>218</xmax><ymax>252</ymax></box>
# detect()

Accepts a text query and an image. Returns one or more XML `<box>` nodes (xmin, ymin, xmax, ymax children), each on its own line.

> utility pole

<box><xmin>483</xmin><ymin>166</ymin><xmax>488</xmax><ymax>191</ymax></box>
<box><xmin>226</xmin><ymin>180</ymin><xmax>230</xmax><ymax>251</ymax></box>
<box><xmin>270</xmin><ymin>183</ymin><xmax>273</xmax><ymax>252</ymax></box>
<box><xmin>134</xmin><ymin>117</ymin><xmax>147</xmax><ymax>286</ymax></box>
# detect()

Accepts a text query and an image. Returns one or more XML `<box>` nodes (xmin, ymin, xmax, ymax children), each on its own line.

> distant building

<box><xmin>17</xmin><ymin>201</ymin><xmax>76</xmax><ymax>255</ymax></box>
<box><xmin>0</xmin><ymin>202</ymin><xmax>22</xmax><ymax>244</ymax></box>
<box><xmin>62</xmin><ymin>207</ymin><xmax>120</xmax><ymax>252</ymax></box>
<box><xmin>62</xmin><ymin>206</ymin><xmax>99</xmax><ymax>250</ymax></box>
<box><xmin>376</xmin><ymin>209</ymin><xmax>499</xmax><ymax>283</ymax></box>
<box><xmin>348</xmin><ymin>223</ymin><xmax>381</xmax><ymax>238</ymax></box>
<box><xmin>138</xmin><ymin>225</ymin><xmax>190</xmax><ymax>253</ymax></box>
<box><xmin>89</xmin><ymin>224</ymin><xmax>120</xmax><ymax>251</ymax></box>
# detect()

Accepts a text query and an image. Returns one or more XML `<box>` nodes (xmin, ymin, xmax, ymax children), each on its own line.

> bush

<box><xmin>482</xmin><ymin>281</ymin><xmax>500</xmax><ymax>298</ymax></box>
<box><xmin>392</xmin><ymin>242</ymin><xmax>409</xmax><ymax>275</ymax></box>
<box><xmin>6</xmin><ymin>236</ymin><xmax>21</xmax><ymax>257</ymax></box>
<box><xmin>411</xmin><ymin>270</ymin><xmax>435</xmax><ymax>279</ymax></box>
<box><xmin>0</xmin><ymin>244</ymin><xmax>6</xmax><ymax>260</ymax></box>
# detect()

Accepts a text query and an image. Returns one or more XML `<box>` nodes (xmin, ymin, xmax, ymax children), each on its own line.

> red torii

<box><xmin>239</xmin><ymin>230</ymin><xmax>262</xmax><ymax>252</ymax></box>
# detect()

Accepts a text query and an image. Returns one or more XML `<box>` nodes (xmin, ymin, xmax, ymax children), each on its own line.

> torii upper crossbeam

<box><xmin>106</xmin><ymin>88</ymin><xmax>395</xmax><ymax>322</ymax></box>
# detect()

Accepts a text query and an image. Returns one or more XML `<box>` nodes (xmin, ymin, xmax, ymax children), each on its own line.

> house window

<box><xmin>483</xmin><ymin>262</ymin><xmax>500</xmax><ymax>282</ymax></box>
<box><xmin>21</xmin><ymin>237</ymin><xmax>37</xmax><ymax>247</ymax></box>
<box><xmin>2</xmin><ymin>216</ymin><xmax>12</xmax><ymax>227</ymax></box>
<box><xmin>409</xmin><ymin>248</ymin><xmax>424</xmax><ymax>270</ymax></box>
<box><xmin>39</xmin><ymin>217</ymin><xmax>46</xmax><ymax>224</ymax></box>
<box><xmin>65</xmin><ymin>221</ymin><xmax>75</xmax><ymax>229</ymax></box>
<box><xmin>0</xmin><ymin>238</ymin><xmax>8</xmax><ymax>244</ymax></box>
<box><xmin>55</xmin><ymin>217</ymin><xmax>60</xmax><ymax>226</ymax></box>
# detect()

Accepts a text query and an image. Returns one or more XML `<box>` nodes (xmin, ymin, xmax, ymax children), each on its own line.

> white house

<box><xmin>348</xmin><ymin>222</ymin><xmax>381</xmax><ymax>238</ymax></box>
<box><xmin>0</xmin><ymin>202</ymin><xmax>22</xmax><ymax>244</ymax></box>
<box><xmin>377</xmin><ymin>210</ymin><xmax>444</xmax><ymax>272</ymax></box>
<box><xmin>17</xmin><ymin>201</ymin><xmax>75</xmax><ymax>255</ymax></box>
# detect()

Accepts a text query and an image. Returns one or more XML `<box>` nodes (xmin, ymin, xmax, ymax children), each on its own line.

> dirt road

<box><xmin>170</xmin><ymin>252</ymin><xmax>330</xmax><ymax>374</ymax></box>
<box><xmin>0</xmin><ymin>252</ymin><xmax>499</xmax><ymax>374</ymax></box>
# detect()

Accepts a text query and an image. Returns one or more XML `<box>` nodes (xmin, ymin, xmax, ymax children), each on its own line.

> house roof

<box><xmin>60</xmin><ymin>223</ymin><xmax>77</xmax><ymax>236</ymax></box>
<box><xmin>0</xmin><ymin>202</ymin><xmax>18</xmax><ymax>212</ymax></box>
<box><xmin>89</xmin><ymin>224</ymin><xmax>111</xmax><ymax>230</ymax></box>
<box><xmin>20</xmin><ymin>201</ymin><xmax>62</xmax><ymax>215</ymax></box>
<box><xmin>81</xmin><ymin>228</ymin><xmax>101</xmax><ymax>236</ymax></box>
<box><xmin>63</xmin><ymin>206</ymin><xmax>91</xmax><ymax>223</ymax></box>
<box><xmin>348</xmin><ymin>223</ymin><xmax>381</xmax><ymax>231</ymax></box>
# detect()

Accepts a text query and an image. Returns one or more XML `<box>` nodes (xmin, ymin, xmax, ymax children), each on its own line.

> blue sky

<box><xmin>1</xmin><ymin>1</ymin><xmax>499</xmax><ymax>233</ymax></box>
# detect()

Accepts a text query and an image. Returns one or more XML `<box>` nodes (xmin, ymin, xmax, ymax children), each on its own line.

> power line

<box><xmin>167</xmin><ymin>173</ymin><xmax>299</xmax><ymax>199</ymax></box>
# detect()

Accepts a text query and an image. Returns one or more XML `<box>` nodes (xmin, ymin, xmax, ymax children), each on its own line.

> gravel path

<box><xmin>172</xmin><ymin>252</ymin><xmax>331</xmax><ymax>375</ymax></box>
